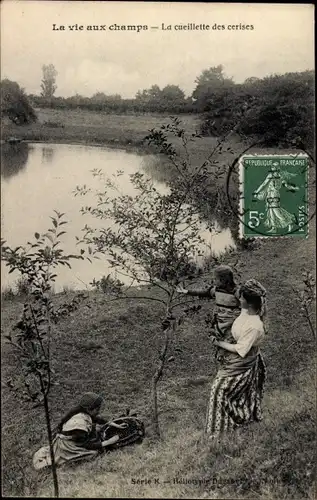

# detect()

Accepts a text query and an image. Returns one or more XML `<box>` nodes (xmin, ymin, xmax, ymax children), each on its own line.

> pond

<box><xmin>1</xmin><ymin>142</ymin><xmax>235</xmax><ymax>292</ymax></box>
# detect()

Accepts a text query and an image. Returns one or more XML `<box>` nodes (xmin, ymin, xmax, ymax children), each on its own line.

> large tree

<box><xmin>136</xmin><ymin>84</ymin><xmax>186</xmax><ymax>112</ymax></box>
<box><xmin>200</xmin><ymin>70</ymin><xmax>315</xmax><ymax>150</ymax></box>
<box><xmin>135</xmin><ymin>85</ymin><xmax>162</xmax><ymax>109</ymax></box>
<box><xmin>192</xmin><ymin>65</ymin><xmax>234</xmax><ymax>112</ymax></box>
<box><xmin>160</xmin><ymin>85</ymin><xmax>186</xmax><ymax>111</ymax></box>
<box><xmin>41</xmin><ymin>64</ymin><xmax>58</xmax><ymax>98</ymax></box>
<box><xmin>1</xmin><ymin>79</ymin><xmax>37</xmax><ymax>125</ymax></box>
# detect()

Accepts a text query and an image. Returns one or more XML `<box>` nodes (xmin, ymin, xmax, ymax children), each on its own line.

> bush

<box><xmin>28</xmin><ymin>92</ymin><xmax>196</xmax><ymax>115</ymax></box>
<box><xmin>16</xmin><ymin>276</ymin><xmax>30</xmax><ymax>296</ymax></box>
<box><xmin>1</xmin><ymin>286</ymin><xmax>15</xmax><ymax>301</ymax></box>
<box><xmin>1</xmin><ymin>79</ymin><xmax>37</xmax><ymax>125</ymax></box>
<box><xmin>201</xmin><ymin>71</ymin><xmax>315</xmax><ymax>150</ymax></box>
<box><xmin>1</xmin><ymin>277</ymin><xmax>30</xmax><ymax>300</ymax></box>
<box><xmin>42</xmin><ymin>120</ymin><xmax>64</xmax><ymax>128</ymax></box>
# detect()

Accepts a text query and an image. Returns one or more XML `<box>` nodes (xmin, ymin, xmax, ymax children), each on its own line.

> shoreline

<box><xmin>1</xmin><ymin>108</ymin><xmax>202</xmax><ymax>156</ymax></box>
<box><xmin>1</xmin><ymin>135</ymin><xmax>156</xmax><ymax>156</ymax></box>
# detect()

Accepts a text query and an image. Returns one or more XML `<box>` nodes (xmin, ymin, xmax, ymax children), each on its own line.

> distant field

<box><xmin>2</xmin><ymin>107</ymin><xmax>292</xmax><ymax>169</ymax></box>
<box><xmin>37</xmin><ymin>108</ymin><xmax>201</xmax><ymax>133</ymax></box>
<box><xmin>2</xmin><ymin>108</ymin><xmax>201</xmax><ymax>148</ymax></box>
<box><xmin>2</xmin><ymin>108</ymin><xmax>252</xmax><ymax>175</ymax></box>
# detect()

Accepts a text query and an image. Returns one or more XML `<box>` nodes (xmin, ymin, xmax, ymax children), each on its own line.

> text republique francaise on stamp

<box><xmin>239</xmin><ymin>155</ymin><xmax>309</xmax><ymax>239</ymax></box>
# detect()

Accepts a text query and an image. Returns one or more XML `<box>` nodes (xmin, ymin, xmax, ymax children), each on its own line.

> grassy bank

<box><xmin>1</xmin><ymin>108</ymin><xmax>201</xmax><ymax>150</ymax></box>
<box><xmin>1</xmin><ymin>223</ymin><xmax>316</xmax><ymax>498</ymax></box>
<box><xmin>1</xmin><ymin>108</ymin><xmax>250</xmax><ymax>170</ymax></box>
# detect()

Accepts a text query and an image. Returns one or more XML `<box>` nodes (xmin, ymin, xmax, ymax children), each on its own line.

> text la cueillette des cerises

<box><xmin>52</xmin><ymin>23</ymin><xmax>255</xmax><ymax>33</ymax></box>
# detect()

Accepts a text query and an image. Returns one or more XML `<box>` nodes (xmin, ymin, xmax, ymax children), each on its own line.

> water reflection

<box><xmin>41</xmin><ymin>146</ymin><xmax>55</xmax><ymax>164</ymax></box>
<box><xmin>143</xmin><ymin>154</ymin><xmax>235</xmax><ymax>238</ymax></box>
<box><xmin>1</xmin><ymin>142</ymin><xmax>29</xmax><ymax>179</ymax></box>
<box><xmin>1</xmin><ymin>143</ymin><xmax>235</xmax><ymax>292</ymax></box>
<box><xmin>142</xmin><ymin>155</ymin><xmax>178</xmax><ymax>184</ymax></box>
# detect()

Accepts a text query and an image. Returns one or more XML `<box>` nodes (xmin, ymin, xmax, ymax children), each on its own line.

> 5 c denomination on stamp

<box><xmin>239</xmin><ymin>155</ymin><xmax>309</xmax><ymax>238</ymax></box>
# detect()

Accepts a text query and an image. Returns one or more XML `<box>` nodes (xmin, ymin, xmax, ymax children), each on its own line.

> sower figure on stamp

<box><xmin>177</xmin><ymin>265</ymin><xmax>241</xmax><ymax>363</ymax></box>
<box><xmin>253</xmin><ymin>163</ymin><xmax>299</xmax><ymax>233</ymax></box>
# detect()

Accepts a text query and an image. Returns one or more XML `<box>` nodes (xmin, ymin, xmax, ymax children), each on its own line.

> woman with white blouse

<box><xmin>205</xmin><ymin>279</ymin><xmax>267</xmax><ymax>436</ymax></box>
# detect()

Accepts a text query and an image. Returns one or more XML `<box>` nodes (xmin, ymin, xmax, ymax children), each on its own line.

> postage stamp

<box><xmin>239</xmin><ymin>155</ymin><xmax>309</xmax><ymax>239</ymax></box>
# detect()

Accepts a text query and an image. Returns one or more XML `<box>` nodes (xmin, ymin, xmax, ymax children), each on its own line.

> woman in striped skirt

<box><xmin>205</xmin><ymin>279</ymin><xmax>267</xmax><ymax>436</ymax></box>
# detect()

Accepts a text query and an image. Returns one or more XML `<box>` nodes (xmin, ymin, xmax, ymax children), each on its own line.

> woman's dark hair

<box><xmin>239</xmin><ymin>287</ymin><xmax>262</xmax><ymax>313</ymax></box>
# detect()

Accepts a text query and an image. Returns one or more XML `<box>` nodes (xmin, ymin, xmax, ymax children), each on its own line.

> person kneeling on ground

<box><xmin>33</xmin><ymin>392</ymin><xmax>122</xmax><ymax>470</ymax></box>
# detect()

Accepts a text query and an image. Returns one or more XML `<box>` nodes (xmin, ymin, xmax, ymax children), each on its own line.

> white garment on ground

<box><xmin>62</xmin><ymin>412</ymin><xmax>92</xmax><ymax>433</ymax></box>
<box><xmin>33</xmin><ymin>412</ymin><xmax>98</xmax><ymax>470</ymax></box>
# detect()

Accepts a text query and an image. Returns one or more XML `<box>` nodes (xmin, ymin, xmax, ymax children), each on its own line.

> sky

<box><xmin>1</xmin><ymin>1</ymin><xmax>315</xmax><ymax>98</ymax></box>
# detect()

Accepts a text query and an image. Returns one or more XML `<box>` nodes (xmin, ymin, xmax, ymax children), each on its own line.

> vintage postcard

<box><xmin>1</xmin><ymin>1</ymin><xmax>315</xmax><ymax>499</ymax></box>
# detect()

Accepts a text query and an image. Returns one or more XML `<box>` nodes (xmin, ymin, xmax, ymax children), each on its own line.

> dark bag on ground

<box><xmin>101</xmin><ymin>415</ymin><xmax>145</xmax><ymax>449</ymax></box>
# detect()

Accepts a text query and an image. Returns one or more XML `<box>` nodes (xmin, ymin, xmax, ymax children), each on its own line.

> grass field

<box><xmin>1</xmin><ymin>107</ymin><xmax>253</xmax><ymax>171</ymax></box>
<box><xmin>2</xmin><ymin>227</ymin><xmax>316</xmax><ymax>498</ymax></box>
<box><xmin>2</xmin><ymin>107</ymin><xmax>305</xmax><ymax>163</ymax></box>
<box><xmin>2</xmin><ymin>108</ymin><xmax>201</xmax><ymax>150</ymax></box>
<box><xmin>1</xmin><ymin>109</ymin><xmax>316</xmax><ymax>498</ymax></box>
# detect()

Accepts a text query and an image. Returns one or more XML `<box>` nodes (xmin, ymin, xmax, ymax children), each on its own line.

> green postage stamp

<box><xmin>239</xmin><ymin>155</ymin><xmax>309</xmax><ymax>238</ymax></box>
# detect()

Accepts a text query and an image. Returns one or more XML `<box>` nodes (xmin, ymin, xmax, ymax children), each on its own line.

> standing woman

<box><xmin>205</xmin><ymin>279</ymin><xmax>267</xmax><ymax>437</ymax></box>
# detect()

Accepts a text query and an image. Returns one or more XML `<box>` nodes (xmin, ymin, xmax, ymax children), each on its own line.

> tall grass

<box><xmin>35</xmin><ymin>359</ymin><xmax>315</xmax><ymax>498</ymax></box>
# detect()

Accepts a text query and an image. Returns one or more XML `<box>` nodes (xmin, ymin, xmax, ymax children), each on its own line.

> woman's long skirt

<box><xmin>33</xmin><ymin>435</ymin><xmax>99</xmax><ymax>470</ymax></box>
<box><xmin>205</xmin><ymin>354</ymin><xmax>266</xmax><ymax>436</ymax></box>
<box><xmin>264</xmin><ymin>205</ymin><xmax>295</xmax><ymax>230</ymax></box>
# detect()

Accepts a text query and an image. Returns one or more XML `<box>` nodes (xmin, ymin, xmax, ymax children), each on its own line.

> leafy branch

<box><xmin>74</xmin><ymin>117</ymin><xmax>247</xmax><ymax>438</ymax></box>
<box><xmin>1</xmin><ymin>212</ymin><xmax>83</xmax><ymax>498</ymax></box>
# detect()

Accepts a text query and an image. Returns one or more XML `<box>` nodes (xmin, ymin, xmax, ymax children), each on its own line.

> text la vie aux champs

<box><xmin>52</xmin><ymin>23</ymin><xmax>254</xmax><ymax>32</ymax></box>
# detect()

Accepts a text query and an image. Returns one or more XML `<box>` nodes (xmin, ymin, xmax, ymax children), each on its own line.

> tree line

<box><xmin>1</xmin><ymin>63</ymin><xmax>314</xmax><ymax>149</ymax></box>
<box><xmin>29</xmin><ymin>86</ymin><xmax>195</xmax><ymax>114</ymax></box>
